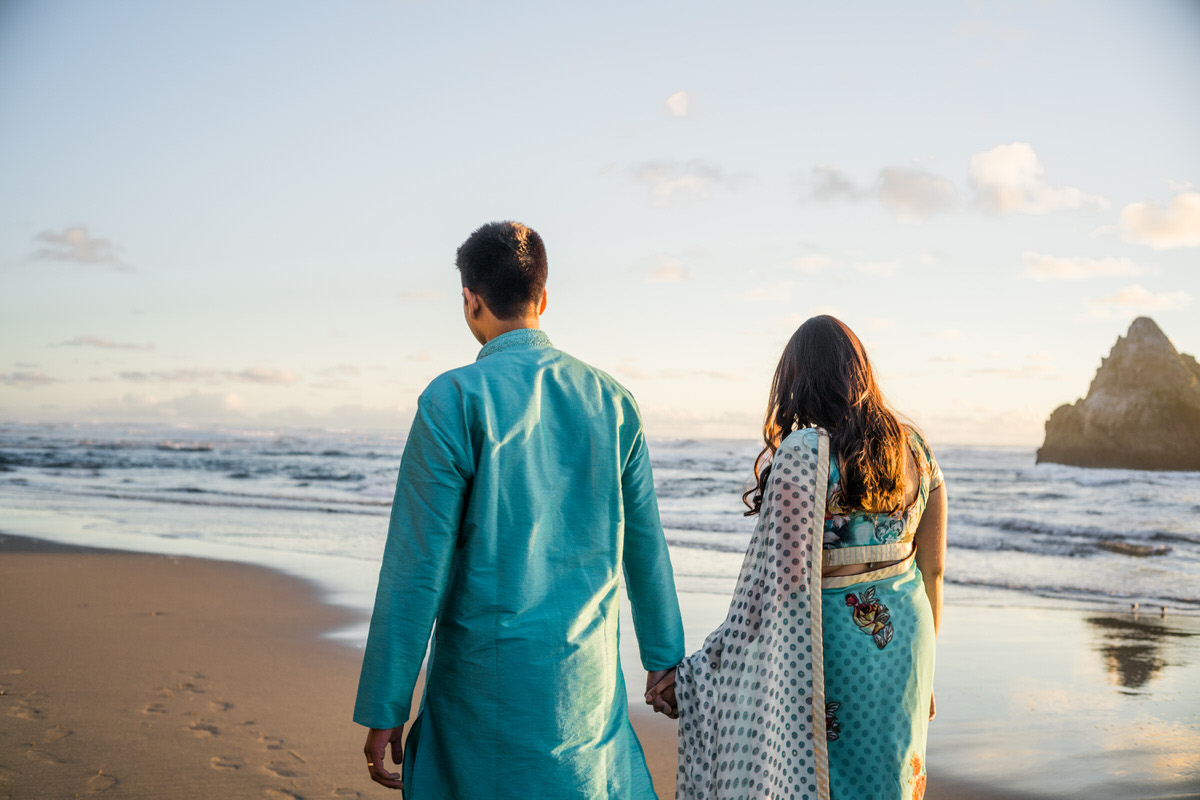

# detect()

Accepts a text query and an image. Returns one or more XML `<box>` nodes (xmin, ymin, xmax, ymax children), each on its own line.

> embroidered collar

<box><xmin>476</xmin><ymin>328</ymin><xmax>552</xmax><ymax>361</ymax></box>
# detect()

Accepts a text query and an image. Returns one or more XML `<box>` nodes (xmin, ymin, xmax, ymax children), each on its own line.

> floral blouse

<box><xmin>823</xmin><ymin>428</ymin><xmax>943</xmax><ymax>552</ymax></box>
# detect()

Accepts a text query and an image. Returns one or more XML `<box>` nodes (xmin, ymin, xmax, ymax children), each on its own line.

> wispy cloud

<box><xmin>631</xmin><ymin>159</ymin><xmax>748</xmax><ymax>204</ymax></box>
<box><xmin>32</xmin><ymin>227</ymin><xmax>129</xmax><ymax>270</ymax></box>
<box><xmin>794</xmin><ymin>254</ymin><xmax>836</xmax><ymax>273</ymax></box>
<box><xmin>647</xmin><ymin>258</ymin><xmax>688</xmax><ymax>283</ymax></box>
<box><xmin>808</xmin><ymin>163</ymin><xmax>958</xmax><ymax>222</ymax></box>
<box><xmin>0</xmin><ymin>370</ymin><xmax>59</xmax><ymax>388</ymax></box>
<box><xmin>1117</xmin><ymin>190</ymin><xmax>1200</xmax><ymax>250</ymax></box>
<box><xmin>878</xmin><ymin>166</ymin><xmax>959</xmax><ymax>222</ymax></box>
<box><xmin>810</xmin><ymin>165</ymin><xmax>868</xmax><ymax>202</ymax></box>
<box><xmin>1021</xmin><ymin>252</ymin><xmax>1142</xmax><ymax>281</ymax></box>
<box><xmin>665</xmin><ymin>90</ymin><xmax>691</xmax><ymax>118</ymax></box>
<box><xmin>57</xmin><ymin>335</ymin><xmax>155</xmax><ymax>351</ymax></box>
<box><xmin>1085</xmin><ymin>284</ymin><xmax>1191</xmax><ymax>318</ymax></box>
<box><xmin>969</xmin><ymin>142</ymin><xmax>1105</xmax><ymax>215</ymax></box>
<box><xmin>229</xmin><ymin>367</ymin><xmax>299</xmax><ymax>385</ymax></box>
<box><xmin>969</xmin><ymin>352</ymin><xmax>1057</xmax><ymax>379</ymax></box>
<box><xmin>118</xmin><ymin>366</ymin><xmax>300</xmax><ymax>385</ymax></box>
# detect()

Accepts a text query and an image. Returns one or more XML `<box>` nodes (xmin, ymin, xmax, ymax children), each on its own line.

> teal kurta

<box><xmin>354</xmin><ymin>328</ymin><xmax>685</xmax><ymax>800</ymax></box>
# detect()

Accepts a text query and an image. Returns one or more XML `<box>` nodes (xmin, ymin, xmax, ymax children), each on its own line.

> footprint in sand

<box><xmin>258</xmin><ymin>734</ymin><xmax>285</xmax><ymax>751</ymax></box>
<box><xmin>263</xmin><ymin>790</ymin><xmax>303</xmax><ymax>800</ymax></box>
<box><xmin>208</xmin><ymin>700</ymin><xmax>233</xmax><ymax>712</ymax></box>
<box><xmin>263</xmin><ymin>761</ymin><xmax>303</xmax><ymax>779</ymax></box>
<box><xmin>330</xmin><ymin>789</ymin><xmax>361</xmax><ymax>798</ymax></box>
<box><xmin>143</xmin><ymin>703</ymin><xmax>168</xmax><ymax>715</ymax></box>
<box><xmin>42</xmin><ymin>724</ymin><xmax>72</xmax><ymax>743</ymax></box>
<box><xmin>25</xmin><ymin>747</ymin><xmax>64</xmax><ymax>765</ymax></box>
<box><xmin>86</xmin><ymin>771</ymin><xmax>117</xmax><ymax>793</ymax></box>
<box><xmin>7</xmin><ymin>701</ymin><xmax>43</xmax><ymax>721</ymax></box>
<box><xmin>187</xmin><ymin>721</ymin><xmax>219</xmax><ymax>738</ymax></box>
<box><xmin>0</xmin><ymin>764</ymin><xmax>21</xmax><ymax>782</ymax></box>
<box><xmin>210</xmin><ymin>756</ymin><xmax>241</xmax><ymax>771</ymax></box>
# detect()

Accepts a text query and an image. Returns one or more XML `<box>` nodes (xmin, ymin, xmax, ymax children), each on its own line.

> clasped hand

<box><xmin>645</xmin><ymin>668</ymin><xmax>678</xmax><ymax>719</ymax></box>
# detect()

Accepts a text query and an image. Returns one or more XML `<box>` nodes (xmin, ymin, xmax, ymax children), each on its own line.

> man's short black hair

<box><xmin>455</xmin><ymin>221</ymin><xmax>548</xmax><ymax>320</ymax></box>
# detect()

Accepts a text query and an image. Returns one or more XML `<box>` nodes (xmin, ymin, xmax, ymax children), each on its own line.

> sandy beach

<box><xmin>3</xmin><ymin>533</ymin><xmax>1198</xmax><ymax>799</ymax></box>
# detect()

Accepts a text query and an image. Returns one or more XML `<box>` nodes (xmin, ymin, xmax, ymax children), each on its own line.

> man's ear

<box><xmin>462</xmin><ymin>287</ymin><xmax>483</xmax><ymax>319</ymax></box>
<box><xmin>536</xmin><ymin>288</ymin><xmax>548</xmax><ymax>316</ymax></box>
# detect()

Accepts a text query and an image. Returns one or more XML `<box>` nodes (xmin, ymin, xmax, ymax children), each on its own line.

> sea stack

<box><xmin>1037</xmin><ymin>317</ymin><xmax>1200</xmax><ymax>470</ymax></box>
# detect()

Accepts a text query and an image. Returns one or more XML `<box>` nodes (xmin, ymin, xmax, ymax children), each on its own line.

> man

<box><xmin>354</xmin><ymin>221</ymin><xmax>684</xmax><ymax>798</ymax></box>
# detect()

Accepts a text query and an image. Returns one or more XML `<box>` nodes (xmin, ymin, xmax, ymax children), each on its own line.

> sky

<box><xmin>2</xmin><ymin>0</ymin><xmax>1198</xmax><ymax>446</ymax></box>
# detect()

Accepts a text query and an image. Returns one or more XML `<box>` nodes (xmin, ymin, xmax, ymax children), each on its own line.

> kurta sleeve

<box><xmin>353</xmin><ymin>390</ymin><xmax>472</xmax><ymax>729</ymax></box>
<box><xmin>620</xmin><ymin>425</ymin><xmax>685</xmax><ymax>671</ymax></box>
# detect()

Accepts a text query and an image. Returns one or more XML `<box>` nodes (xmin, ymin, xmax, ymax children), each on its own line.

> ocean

<box><xmin>1</xmin><ymin>422</ymin><xmax>1197</xmax><ymax>621</ymax></box>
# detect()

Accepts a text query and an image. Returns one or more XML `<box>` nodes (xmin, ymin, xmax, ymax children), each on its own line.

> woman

<box><xmin>656</xmin><ymin>315</ymin><xmax>946</xmax><ymax>800</ymax></box>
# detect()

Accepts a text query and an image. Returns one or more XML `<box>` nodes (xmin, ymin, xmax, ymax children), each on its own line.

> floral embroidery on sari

<box><xmin>825</xmin><ymin>701</ymin><xmax>841</xmax><ymax>742</ymax></box>
<box><xmin>910</xmin><ymin>753</ymin><xmax>927</xmax><ymax>800</ymax></box>
<box><xmin>845</xmin><ymin>586</ymin><xmax>894</xmax><ymax>649</ymax></box>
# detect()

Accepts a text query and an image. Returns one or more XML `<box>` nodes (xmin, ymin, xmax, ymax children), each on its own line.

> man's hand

<box><xmin>363</xmin><ymin>726</ymin><xmax>405</xmax><ymax>790</ymax></box>
<box><xmin>645</xmin><ymin>668</ymin><xmax>678</xmax><ymax>719</ymax></box>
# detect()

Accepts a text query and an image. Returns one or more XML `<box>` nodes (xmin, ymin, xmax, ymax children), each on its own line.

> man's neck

<box><xmin>477</xmin><ymin>315</ymin><xmax>540</xmax><ymax>344</ymax></box>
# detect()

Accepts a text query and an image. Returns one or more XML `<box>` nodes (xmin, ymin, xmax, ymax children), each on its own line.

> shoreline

<box><xmin>3</xmin><ymin>532</ymin><xmax>1198</xmax><ymax>799</ymax></box>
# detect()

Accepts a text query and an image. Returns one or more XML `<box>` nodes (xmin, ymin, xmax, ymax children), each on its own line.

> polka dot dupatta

<box><xmin>675</xmin><ymin>428</ymin><xmax>831</xmax><ymax>800</ymax></box>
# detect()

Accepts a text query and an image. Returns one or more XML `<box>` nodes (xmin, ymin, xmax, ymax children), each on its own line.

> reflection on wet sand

<box><xmin>1086</xmin><ymin>614</ymin><xmax>1196</xmax><ymax>692</ymax></box>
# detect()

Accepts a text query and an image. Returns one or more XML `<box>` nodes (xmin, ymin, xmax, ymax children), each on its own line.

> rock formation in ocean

<box><xmin>1037</xmin><ymin>317</ymin><xmax>1200</xmax><ymax>470</ymax></box>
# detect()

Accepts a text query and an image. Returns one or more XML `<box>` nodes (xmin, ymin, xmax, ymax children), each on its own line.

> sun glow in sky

<box><xmin>2</xmin><ymin>1</ymin><xmax>1199</xmax><ymax>445</ymax></box>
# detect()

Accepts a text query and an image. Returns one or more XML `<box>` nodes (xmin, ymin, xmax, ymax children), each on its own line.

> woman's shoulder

<box><xmin>904</xmin><ymin>425</ymin><xmax>943</xmax><ymax>489</ymax></box>
<box><xmin>779</xmin><ymin>427</ymin><xmax>826</xmax><ymax>458</ymax></box>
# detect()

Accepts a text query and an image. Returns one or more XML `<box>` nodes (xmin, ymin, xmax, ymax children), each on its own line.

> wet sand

<box><xmin>2</xmin><ymin>534</ymin><xmax>1198</xmax><ymax>799</ymax></box>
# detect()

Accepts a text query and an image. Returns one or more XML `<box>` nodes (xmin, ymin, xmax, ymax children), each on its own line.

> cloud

<box><xmin>32</xmin><ymin>227</ymin><xmax>129</xmax><ymax>269</ymax></box>
<box><xmin>794</xmin><ymin>254</ymin><xmax>835</xmax><ymax>273</ymax></box>
<box><xmin>119</xmin><ymin>369</ymin><xmax>222</xmax><ymax>384</ymax></box>
<box><xmin>0</xmin><ymin>370</ymin><xmax>59</xmax><ymax>388</ymax></box>
<box><xmin>810</xmin><ymin>165</ymin><xmax>868</xmax><ymax>202</ymax></box>
<box><xmin>632</xmin><ymin>159</ymin><xmax>747</xmax><ymax>204</ymax></box>
<box><xmin>229</xmin><ymin>367</ymin><xmax>300</xmax><ymax>385</ymax></box>
<box><xmin>878</xmin><ymin>166</ymin><xmax>959</xmax><ymax>222</ymax></box>
<box><xmin>1117</xmin><ymin>191</ymin><xmax>1200</xmax><ymax>249</ymax></box>
<box><xmin>1085</xmin><ymin>284</ymin><xmax>1191</xmax><ymax>319</ymax></box>
<box><xmin>1021</xmin><ymin>252</ymin><xmax>1142</xmax><ymax>281</ymax></box>
<box><xmin>57</xmin><ymin>335</ymin><xmax>155</xmax><ymax>351</ymax></box>
<box><xmin>396</xmin><ymin>290</ymin><xmax>446</xmax><ymax>300</ymax></box>
<box><xmin>968</xmin><ymin>352</ymin><xmax>1057</xmax><ymax>379</ymax></box>
<box><xmin>808</xmin><ymin>163</ymin><xmax>957</xmax><ymax>222</ymax></box>
<box><xmin>647</xmin><ymin>258</ymin><xmax>688</xmax><ymax>283</ymax></box>
<box><xmin>665</xmin><ymin>90</ymin><xmax>691</xmax><ymax>118</ymax></box>
<box><xmin>969</xmin><ymin>142</ymin><xmax>1105</xmax><ymax>215</ymax></box>
<box><xmin>117</xmin><ymin>366</ymin><xmax>299</xmax><ymax>385</ymax></box>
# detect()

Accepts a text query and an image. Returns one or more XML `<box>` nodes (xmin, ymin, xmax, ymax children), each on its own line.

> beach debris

<box><xmin>86</xmin><ymin>769</ymin><xmax>117</xmax><ymax>792</ymax></box>
<box><xmin>1097</xmin><ymin>540</ymin><xmax>1171</xmax><ymax>557</ymax></box>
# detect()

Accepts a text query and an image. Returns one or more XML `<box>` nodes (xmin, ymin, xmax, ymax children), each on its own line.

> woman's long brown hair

<box><xmin>743</xmin><ymin>315</ymin><xmax>907</xmax><ymax>516</ymax></box>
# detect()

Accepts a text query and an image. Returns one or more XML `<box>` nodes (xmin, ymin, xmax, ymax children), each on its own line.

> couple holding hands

<box><xmin>354</xmin><ymin>221</ymin><xmax>946</xmax><ymax>800</ymax></box>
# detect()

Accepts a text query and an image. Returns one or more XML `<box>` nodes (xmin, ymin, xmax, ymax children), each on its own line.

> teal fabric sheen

<box><xmin>354</xmin><ymin>329</ymin><xmax>685</xmax><ymax>800</ymax></box>
<box><xmin>822</xmin><ymin>561</ymin><xmax>934</xmax><ymax>799</ymax></box>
